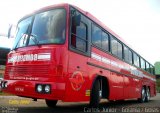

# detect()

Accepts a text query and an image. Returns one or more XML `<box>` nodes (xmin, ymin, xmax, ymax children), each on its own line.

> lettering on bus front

<box><xmin>8</xmin><ymin>53</ymin><xmax>51</xmax><ymax>63</ymax></box>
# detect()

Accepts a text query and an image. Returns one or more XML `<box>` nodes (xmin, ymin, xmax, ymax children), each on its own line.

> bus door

<box><xmin>66</xmin><ymin>7</ymin><xmax>91</xmax><ymax>101</ymax></box>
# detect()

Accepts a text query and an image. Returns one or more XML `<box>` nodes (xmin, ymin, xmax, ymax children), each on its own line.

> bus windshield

<box><xmin>13</xmin><ymin>8</ymin><xmax>66</xmax><ymax>49</ymax></box>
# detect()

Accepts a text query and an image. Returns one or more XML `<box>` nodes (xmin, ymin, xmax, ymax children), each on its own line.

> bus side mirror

<box><xmin>72</xmin><ymin>14</ymin><xmax>81</xmax><ymax>26</ymax></box>
<box><xmin>8</xmin><ymin>25</ymin><xmax>16</xmax><ymax>38</ymax></box>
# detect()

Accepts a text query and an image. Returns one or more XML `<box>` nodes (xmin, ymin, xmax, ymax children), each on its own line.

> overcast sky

<box><xmin>0</xmin><ymin>0</ymin><xmax>160</xmax><ymax>65</ymax></box>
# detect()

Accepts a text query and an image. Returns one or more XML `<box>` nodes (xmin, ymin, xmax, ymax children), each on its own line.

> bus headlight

<box><xmin>36</xmin><ymin>84</ymin><xmax>51</xmax><ymax>94</ymax></box>
<box><xmin>44</xmin><ymin>85</ymin><xmax>50</xmax><ymax>93</ymax></box>
<box><xmin>37</xmin><ymin>85</ymin><xmax>43</xmax><ymax>92</ymax></box>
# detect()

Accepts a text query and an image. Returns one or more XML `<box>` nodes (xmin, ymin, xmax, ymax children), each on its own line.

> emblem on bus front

<box><xmin>69</xmin><ymin>71</ymin><xmax>85</xmax><ymax>91</ymax></box>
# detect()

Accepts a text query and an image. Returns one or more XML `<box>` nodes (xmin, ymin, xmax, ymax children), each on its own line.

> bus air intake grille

<box><xmin>5</xmin><ymin>65</ymin><xmax>50</xmax><ymax>77</ymax></box>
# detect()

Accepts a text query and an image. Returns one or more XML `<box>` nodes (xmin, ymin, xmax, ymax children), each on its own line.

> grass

<box><xmin>0</xmin><ymin>91</ymin><xmax>13</xmax><ymax>96</ymax></box>
<box><xmin>156</xmin><ymin>78</ymin><xmax>160</xmax><ymax>93</ymax></box>
<box><xmin>157</xmin><ymin>79</ymin><xmax>160</xmax><ymax>86</ymax></box>
<box><xmin>157</xmin><ymin>87</ymin><xmax>160</xmax><ymax>93</ymax></box>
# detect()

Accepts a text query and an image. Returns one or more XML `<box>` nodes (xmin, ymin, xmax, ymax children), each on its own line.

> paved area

<box><xmin>0</xmin><ymin>93</ymin><xmax>160</xmax><ymax>113</ymax></box>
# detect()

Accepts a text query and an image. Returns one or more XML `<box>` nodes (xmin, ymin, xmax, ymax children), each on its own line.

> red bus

<box><xmin>2</xmin><ymin>3</ymin><xmax>156</xmax><ymax>107</ymax></box>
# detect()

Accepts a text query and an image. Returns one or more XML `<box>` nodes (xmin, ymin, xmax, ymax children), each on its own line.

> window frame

<box><xmin>124</xmin><ymin>45</ymin><xmax>133</xmax><ymax>64</ymax></box>
<box><xmin>71</xmin><ymin>21</ymin><xmax>88</xmax><ymax>52</ymax></box>
<box><xmin>69</xmin><ymin>7</ymin><xmax>91</xmax><ymax>57</ymax></box>
<box><xmin>92</xmin><ymin>24</ymin><xmax>102</xmax><ymax>48</ymax></box>
<box><xmin>101</xmin><ymin>31</ymin><xmax>109</xmax><ymax>51</ymax></box>
<box><xmin>91</xmin><ymin>23</ymin><xmax>110</xmax><ymax>52</ymax></box>
<box><xmin>117</xmin><ymin>41</ymin><xmax>123</xmax><ymax>59</ymax></box>
<box><xmin>145</xmin><ymin>62</ymin><xmax>150</xmax><ymax>73</ymax></box>
<box><xmin>140</xmin><ymin>57</ymin><xmax>146</xmax><ymax>70</ymax></box>
<box><xmin>133</xmin><ymin>52</ymin><xmax>140</xmax><ymax>67</ymax></box>
<box><xmin>110</xmin><ymin>35</ymin><xmax>123</xmax><ymax>59</ymax></box>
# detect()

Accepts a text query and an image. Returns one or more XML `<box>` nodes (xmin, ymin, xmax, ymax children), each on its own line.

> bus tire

<box><xmin>89</xmin><ymin>79</ymin><xmax>101</xmax><ymax>107</ymax></box>
<box><xmin>45</xmin><ymin>100</ymin><xmax>58</xmax><ymax>108</ymax></box>
<box><xmin>145</xmin><ymin>87</ymin><xmax>150</xmax><ymax>102</ymax></box>
<box><xmin>138</xmin><ymin>87</ymin><xmax>146</xmax><ymax>103</ymax></box>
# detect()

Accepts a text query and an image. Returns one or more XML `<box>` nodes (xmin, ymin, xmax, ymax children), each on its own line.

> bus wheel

<box><xmin>145</xmin><ymin>87</ymin><xmax>150</xmax><ymax>102</ymax></box>
<box><xmin>90</xmin><ymin>79</ymin><xmax>102</xmax><ymax>107</ymax></box>
<box><xmin>138</xmin><ymin>87</ymin><xmax>146</xmax><ymax>103</ymax></box>
<box><xmin>45</xmin><ymin>100</ymin><xmax>58</xmax><ymax>108</ymax></box>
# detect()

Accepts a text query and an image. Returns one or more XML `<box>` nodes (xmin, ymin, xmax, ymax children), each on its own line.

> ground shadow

<box><xmin>17</xmin><ymin>100</ymin><xmax>156</xmax><ymax>113</ymax></box>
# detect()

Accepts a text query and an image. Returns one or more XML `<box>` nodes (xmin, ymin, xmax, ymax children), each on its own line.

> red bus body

<box><xmin>2</xmin><ymin>3</ymin><xmax>156</xmax><ymax>104</ymax></box>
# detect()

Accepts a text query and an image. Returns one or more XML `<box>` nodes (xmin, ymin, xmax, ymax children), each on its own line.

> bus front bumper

<box><xmin>2</xmin><ymin>80</ymin><xmax>66</xmax><ymax>100</ymax></box>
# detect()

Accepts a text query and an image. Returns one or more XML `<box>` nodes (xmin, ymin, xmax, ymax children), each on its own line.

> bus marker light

<box><xmin>85</xmin><ymin>90</ymin><xmax>90</xmax><ymax>96</ymax></box>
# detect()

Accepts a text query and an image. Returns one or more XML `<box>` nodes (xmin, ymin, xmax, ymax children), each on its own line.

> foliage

<box><xmin>156</xmin><ymin>79</ymin><xmax>160</xmax><ymax>93</ymax></box>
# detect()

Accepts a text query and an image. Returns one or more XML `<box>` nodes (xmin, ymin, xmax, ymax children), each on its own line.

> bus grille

<box><xmin>5</xmin><ymin>65</ymin><xmax>50</xmax><ymax>77</ymax></box>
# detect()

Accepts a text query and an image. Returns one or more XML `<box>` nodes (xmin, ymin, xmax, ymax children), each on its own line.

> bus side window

<box><xmin>71</xmin><ymin>20</ymin><xmax>88</xmax><ymax>52</ymax></box>
<box><xmin>124</xmin><ymin>45</ymin><xmax>133</xmax><ymax>64</ymax></box>
<box><xmin>133</xmin><ymin>53</ymin><xmax>140</xmax><ymax>67</ymax></box>
<box><xmin>92</xmin><ymin>24</ymin><xmax>101</xmax><ymax>47</ymax></box>
<box><xmin>71</xmin><ymin>25</ymin><xmax>76</xmax><ymax>47</ymax></box>
<box><xmin>110</xmin><ymin>36</ymin><xmax>122</xmax><ymax>59</ymax></box>
<box><xmin>146</xmin><ymin>62</ymin><xmax>150</xmax><ymax>73</ymax></box>
<box><xmin>117</xmin><ymin>42</ymin><xmax>122</xmax><ymax>59</ymax></box>
<box><xmin>128</xmin><ymin>50</ymin><xmax>133</xmax><ymax>64</ymax></box>
<box><xmin>140</xmin><ymin>58</ymin><xmax>146</xmax><ymax>70</ymax></box>
<box><xmin>102</xmin><ymin>31</ymin><xmax>109</xmax><ymax>51</ymax></box>
<box><xmin>111</xmin><ymin>36</ymin><xmax>118</xmax><ymax>57</ymax></box>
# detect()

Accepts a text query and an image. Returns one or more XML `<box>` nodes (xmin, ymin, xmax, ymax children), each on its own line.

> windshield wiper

<box><xmin>30</xmin><ymin>34</ymin><xmax>40</xmax><ymax>46</ymax></box>
<box><xmin>13</xmin><ymin>25</ymin><xmax>31</xmax><ymax>50</ymax></box>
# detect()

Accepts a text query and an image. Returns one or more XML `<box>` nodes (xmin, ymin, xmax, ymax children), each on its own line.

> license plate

<box><xmin>15</xmin><ymin>87</ymin><xmax>24</xmax><ymax>92</ymax></box>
